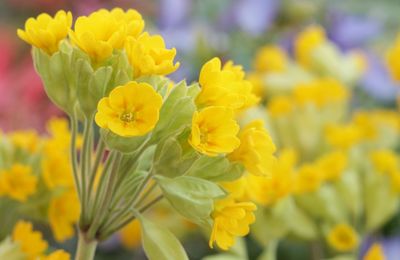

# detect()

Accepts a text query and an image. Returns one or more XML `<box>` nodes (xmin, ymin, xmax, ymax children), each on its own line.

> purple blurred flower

<box><xmin>159</xmin><ymin>0</ymin><xmax>191</xmax><ymax>29</ymax></box>
<box><xmin>361</xmin><ymin>236</ymin><xmax>400</xmax><ymax>260</ymax></box>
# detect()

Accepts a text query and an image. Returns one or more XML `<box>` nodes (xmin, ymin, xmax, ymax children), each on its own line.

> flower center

<box><xmin>120</xmin><ymin>112</ymin><xmax>135</xmax><ymax>123</ymax></box>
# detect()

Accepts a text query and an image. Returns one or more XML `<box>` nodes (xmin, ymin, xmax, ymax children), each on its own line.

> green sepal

<box><xmin>0</xmin><ymin>237</ymin><xmax>26</xmax><ymax>260</ymax></box>
<box><xmin>100</xmin><ymin>129</ymin><xmax>149</xmax><ymax>154</ymax></box>
<box><xmin>104</xmin><ymin>51</ymin><xmax>133</xmax><ymax>94</ymax></box>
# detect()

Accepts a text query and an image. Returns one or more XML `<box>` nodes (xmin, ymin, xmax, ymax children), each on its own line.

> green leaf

<box><xmin>100</xmin><ymin>129</ymin><xmax>149</xmax><ymax>154</ymax></box>
<box><xmin>135</xmin><ymin>212</ymin><xmax>189</xmax><ymax>260</ymax></box>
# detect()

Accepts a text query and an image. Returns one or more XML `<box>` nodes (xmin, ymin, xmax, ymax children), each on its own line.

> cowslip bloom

<box><xmin>387</xmin><ymin>36</ymin><xmax>400</xmax><ymax>81</ymax></box>
<box><xmin>69</xmin><ymin>9</ymin><xmax>127</xmax><ymax>64</ymax></box>
<box><xmin>196</xmin><ymin>58</ymin><xmax>258</xmax><ymax>110</ymax></box>
<box><xmin>253</xmin><ymin>45</ymin><xmax>288</xmax><ymax>73</ymax></box>
<box><xmin>317</xmin><ymin>151</ymin><xmax>347</xmax><ymax>181</ymax></box>
<box><xmin>294</xmin><ymin>163</ymin><xmax>323</xmax><ymax>194</ymax></box>
<box><xmin>125</xmin><ymin>32</ymin><xmax>180</xmax><ymax>77</ymax></box>
<box><xmin>95</xmin><ymin>81</ymin><xmax>163</xmax><ymax>137</ymax></box>
<box><xmin>9</xmin><ymin>130</ymin><xmax>40</xmax><ymax>153</ymax></box>
<box><xmin>189</xmin><ymin>106</ymin><xmax>240</xmax><ymax>156</ymax></box>
<box><xmin>229</xmin><ymin>120</ymin><xmax>276</xmax><ymax>176</ymax></box>
<box><xmin>370</xmin><ymin>149</ymin><xmax>398</xmax><ymax>175</ymax></box>
<box><xmin>42</xmin><ymin>152</ymin><xmax>74</xmax><ymax>189</ymax></box>
<box><xmin>12</xmin><ymin>221</ymin><xmax>48</xmax><ymax>259</ymax></box>
<box><xmin>119</xmin><ymin>220</ymin><xmax>141</xmax><ymax>249</ymax></box>
<box><xmin>0</xmin><ymin>164</ymin><xmax>37</xmax><ymax>202</ymax></box>
<box><xmin>327</xmin><ymin>223</ymin><xmax>359</xmax><ymax>252</ymax></box>
<box><xmin>363</xmin><ymin>243</ymin><xmax>386</xmax><ymax>260</ymax></box>
<box><xmin>17</xmin><ymin>10</ymin><xmax>72</xmax><ymax>55</ymax></box>
<box><xmin>267</xmin><ymin>96</ymin><xmax>294</xmax><ymax>117</ymax></box>
<box><xmin>209</xmin><ymin>198</ymin><xmax>256</xmax><ymax>250</ymax></box>
<box><xmin>325</xmin><ymin>124</ymin><xmax>362</xmax><ymax>150</ymax></box>
<box><xmin>294</xmin><ymin>25</ymin><xmax>326</xmax><ymax>67</ymax></box>
<box><xmin>110</xmin><ymin>8</ymin><xmax>144</xmax><ymax>38</ymax></box>
<box><xmin>43</xmin><ymin>250</ymin><xmax>71</xmax><ymax>260</ymax></box>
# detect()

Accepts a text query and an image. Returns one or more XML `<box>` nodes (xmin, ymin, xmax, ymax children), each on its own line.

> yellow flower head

<box><xmin>196</xmin><ymin>58</ymin><xmax>259</xmax><ymax>110</ymax></box>
<box><xmin>294</xmin><ymin>163</ymin><xmax>323</xmax><ymax>194</ymax></box>
<box><xmin>189</xmin><ymin>106</ymin><xmax>240</xmax><ymax>156</ymax></box>
<box><xmin>253</xmin><ymin>45</ymin><xmax>288</xmax><ymax>73</ymax></box>
<box><xmin>327</xmin><ymin>223</ymin><xmax>359</xmax><ymax>252</ymax></box>
<box><xmin>0</xmin><ymin>164</ymin><xmax>37</xmax><ymax>202</ymax></box>
<box><xmin>209</xmin><ymin>198</ymin><xmax>256</xmax><ymax>250</ymax></box>
<box><xmin>267</xmin><ymin>95</ymin><xmax>294</xmax><ymax>117</ymax></box>
<box><xmin>95</xmin><ymin>81</ymin><xmax>163</xmax><ymax>137</ymax></box>
<box><xmin>295</xmin><ymin>25</ymin><xmax>326</xmax><ymax>67</ymax></box>
<box><xmin>48</xmin><ymin>190</ymin><xmax>80</xmax><ymax>242</ymax></box>
<box><xmin>325</xmin><ymin>123</ymin><xmax>362</xmax><ymax>150</ymax></box>
<box><xmin>364</xmin><ymin>243</ymin><xmax>386</xmax><ymax>260</ymax></box>
<box><xmin>317</xmin><ymin>151</ymin><xmax>347</xmax><ymax>181</ymax></box>
<box><xmin>17</xmin><ymin>10</ymin><xmax>72</xmax><ymax>54</ymax></box>
<box><xmin>110</xmin><ymin>8</ymin><xmax>144</xmax><ymax>38</ymax></box>
<box><xmin>125</xmin><ymin>32</ymin><xmax>180</xmax><ymax>77</ymax></box>
<box><xmin>120</xmin><ymin>220</ymin><xmax>141</xmax><ymax>249</ymax></box>
<box><xmin>69</xmin><ymin>9</ymin><xmax>127</xmax><ymax>64</ymax></box>
<box><xmin>42</xmin><ymin>152</ymin><xmax>74</xmax><ymax>189</ymax></box>
<box><xmin>370</xmin><ymin>149</ymin><xmax>398</xmax><ymax>175</ymax></box>
<box><xmin>387</xmin><ymin>35</ymin><xmax>400</xmax><ymax>81</ymax></box>
<box><xmin>9</xmin><ymin>130</ymin><xmax>40</xmax><ymax>153</ymax></box>
<box><xmin>246</xmin><ymin>72</ymin><xmax>264</xmax><ymax>97</ymax></box>
<box><xmin>12</xmin><ymin>221</ymin><xmax>48</xmax><ymax>259</ymax></box>
<box><xmin>229</xmin><ymin>120</ymin><xmax>276</xmax><ymax>176</ymax></box>
<box><xmin>43</xmin><ymin>250</ymin><xmax>71</xmax><ymax>260</ymax></box>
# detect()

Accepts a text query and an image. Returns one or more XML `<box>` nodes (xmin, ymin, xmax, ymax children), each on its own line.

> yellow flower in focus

<box><xmin>189</xmin><ymin>106</ymin><xmax>240</xmax><ymax>156</ymax></box>
<box><xmin>48</xmin><ymin>190</ymin><xmax>80</xmax><ymax>242</ymax></box>
<box><xmin>327</xmin><ymin>223</ymin><xmax>359</xmax><ymax>252</ymax></box>
<box><xmin>295</xmin><ymin>25</ymin><xmax>326</xmax><ymax>67</ymax></box>
<box><xmin>9</xmin><ymin>130</ymin><xmax>40</xmax><ymax>153</ymax></box>
<box><xmin>120</xmin><ymin>220</ymin><xmax>141</xmax><ymax>249</ymax></box>
<box><xmin>267</xmin><ymin>96</ymin><xmax>293</xmax><ymax>117</ymax></box>
<box><xmin>370</xmin><ymin>149</ymin><xmax>398</xmax><ymax>175</ymax></box>
<box><xmin>196</xmin><ymin>58</ymin><xmax>259</xmax><ymax>110</ymax></box>
<box><xmin>363</xmin><ymin>243</ymin><xmax>386</xmax><ymax>260</ymax></box>
<box><xmin>12</xmin><ymin>221</ymin><xmax>48</xmax><ymax>259</ymax></box>
<box><xmin>17</xmin><ymin>10</ymin><xmax>72</xmax><ymax>54</ymax></box>
<box><xmin>209</xmin><ymin>198</ymin><xmax>256</xmax><ymax>250</ymax></box>
<box><xmin>253</xmin><ymin>45</ymin><xmax>288</xmax><ymax>73</ymax></box>
<box><xmin>325</xmin><ymin>124</ymin><xmax>362</xmax><ymax>150</ymax></box>
<box><xmin>43</xmin><ymin>250</ymin><xmax>71</xmax><ymax>260</ymax></box>
<box><xmin>387</xmin><ymin>35</ymin><xmax>400</xmax><ymax>81</ymax></box>
<box><xmin>0</xmin><ymin>164</ymin><xmax>37</xmax><ymax>202</ymax></box>
<box><xmin>110</xmin><ymin>8</ymin><xmax>144</xmax><ymax>38</ymax></box>
<box><xmin>125</xmin><ymin>32</ymin><xmax>180</xmax><ymax>77</ymax></box>
<box><xmin>229</xmin><ymin>120</ymin><xmax>276</xmax><ymax>176</ymax></box>
<box><xmin>317</xmin><ymin>151</ymin><xmax>347</xmax><ymax>181</ymax></box>
<box><xmin>294</xmin><ymin>163</ymin><xmax>322</xmax><ymax>193</ymax></box>
<box><xmin>95</xmin><ymin>81</ymin><xmax>163</xmax><ymax>137</ymax></box>
<box><xmin>69</xmin><ymin>9</ymin><xmax>127</xmax><ymax>64</ymax></box>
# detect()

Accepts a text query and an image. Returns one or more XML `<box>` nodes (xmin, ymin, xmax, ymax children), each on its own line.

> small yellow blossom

<box><xmin>196</xmin><ymin>58</ymin><xmax>258</xmax><ymax>110</ymax></box>
<box><xmin>364</xmin><ymin>243</ymin><xmax>386</xmax><ymax>260</ymax></box>
<box><xmin>189</xmin><ymin>106</ymin><xmax>240</xmax><ymax>156</ymax></box>
<box><xmin>17</xmin><ymin>10</ymin><xmax>72</xmax><ymax>54</ymax></box>
<box><xmin>42</xmin><ymin>152</ymin><xmax>74</xmax><ymax>189</ymax></box>
<box><xmin>229</xmin><ymin>120</ymin><xmax>276</xmax><ymax>176</ymax></box>
<box><xmin>295</xmin><ymin>25</ymin><xmax>326</xmax><ymax>67</ymax></box>
<box><xmin>48</xmin><ymin>190</ymin><xmax>80</xmax><ymax>242</ymax></box>
<box><xmin>9</xmin><ymin>130</ymin><xmax>40</xmax><ymax>153</ymax></box>
<box><xmin>267</xmin><ymin>96</ymin><xmax>293</xmax><ymax>117</ymax></box>
<box><xmin>325</xmin><ymin>124</ymin><xmax>362</xmax><ymax>150</ymax></box>
<box><xmin>387</xmin><ymin>35</ymin><xmax>400</xmax><ymax>81</ymax></box>
<box><xmin>0</xmin><ymin>164</ymin><xmax>37</xmax><ymax>202</ymax></box>
<box><xmin>110</xmin><ymin>8</ymin><xmax>144</xmax><ymax>38</ymax></box>
<box><xmin>390</xmin><ymin>171</ymin><xmax>400</xmax><ymax>193</ymax></box>
<box><xmin>353</xmin><ymin>110</ymin><xmax>400</xmax><ymax>141</ymax></box>
<box><xmin>253</xmin><ymin>45</ymin><xmax>288</xmax><ymax>73</ymax></box>
<box><xmin>209</xmin><ymin>198</ymin><xmax>256</xmax><ymax>250</ymax></box>
<box><xmin>120</xmin><ymin>220</ymin><xmax>141</xmax><ymax>249</ymax></box>
<box><xmin>327</xmin><ymin>223</ymin><xmax>359</xmax><ymax>252</ymax></box>
<box><xmin>246</xmin><ymin>72</ymin><xmax>264</xmax><ymax>97</ymax></box>
<box><xmin>294</xmin><ymin>163</ymin><xmax>323</xmax><ymax>193</ymax></box>
<box><xmin>95</xmin><ymin>81</ymin><xmax>163</xmax><ymax>137</ymax></box>
<box><xmin>317</xmin><ymin>151</ymin><xmax>347</xmax><ymax>181</ymax></box>
<box><xmin>43</xmin><ymin>250</ymin><xmax>71</xmax><ymax>260</ymax></box>
<box><xmin>125</xmin><ymin>32</ymin><xmax>180</xmax><ymax>77</ymax></box>
<box><xmin>12</xmin><ymin>221</ymin><xmax>48</xmax><ymax>259</ymax></box>
<box><xmin>370</xmin><ymin>149</ymin><xmax>398</xmax><ymax>175</ymax></box>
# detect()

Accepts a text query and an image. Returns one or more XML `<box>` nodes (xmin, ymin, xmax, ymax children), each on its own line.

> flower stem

<box><xmin>75</xmin><ymin>232</ymin><xmax>97</xmax><ymax>260</ymax></box>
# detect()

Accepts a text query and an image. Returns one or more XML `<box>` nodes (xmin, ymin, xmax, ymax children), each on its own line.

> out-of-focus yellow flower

<box><xmin>267</xmin><ymin>95</ymin><xmax>293</xmax><ymax>117</ymax></box>
<box><xmin>229</xmin><ymin>120</ymin><xmax>276</xmax><ymax>176</ymax></box>
<box><xmin>12</xmin><ymin>221</ymin><xmax>48</xmax><ymax>259</ymax></box>
<box><xmin>196</xmin><ymin>58</ymin><xmax>259</xmax><ymax>110</ymax></box>
<box><xmin>387</xmin><ymin>35</ymin><xmax>400</xmax><ymax>81</ymax></box>
<box><xmin>189</xmin><ymin>106</ymin><xmax>240</xmax><ymax>156</ymax></box>
<box><xmin>354</xmin><ymin>110</ymin><xmax>400</xmax><ymax>141</ymax></box>
<box><xmin>221</xmin><ymin>177</ymin><xmax>247</xmax><ymax>200</ymax></box>
<box><xmin>43</xmin><ymin>250</ymin><xmax>71</xmax><ymax>260</ymax></box>
<box><xmin>0</xmin><ymin>164</ymin><xmax>37</xmax><ymax>202</ymax></box>
<box><xmin>370</xmin><ymin>149</ymin><xmax>398</xmax><ymax>175</ymax></box>
<box><xmin>17</xmin><ymin>10</ymin><xmax>72</xmax><ymax>54</ymax></box>
<box><xmin>294</xmin><ymin>163</ymin><xmax>322</xmax><ymax>193</ymax></box>
<box><xmin>120</xmin><ymin>220</ymin><xmax>141</xmax><ymax>249</ymax></box>
<box><xmin>209</xmin><ymin>198</ymin><xmax>256</xmax><ymax>250</ymax></box>
<box><xmin>363</xmin><ymin>243</ymin><xmax>386</xmax><ymax>260</ymax></box>
<box><xmin>317</xmin><ymin>151</ymin><xmax>347</xmax><ymax>181</ymax></box>
<box><xmin>9</xmin><ymin>130</ymin><xmax>40</xmax><ymax>153</ymax></box>
<box><xmin>42</xmin><ymin>152</ymin><xmax>74</xmax><ymax>189</ymax></box>
<box><xmin>246</xmin><ymin>72</ymin><xmax>264</xmax><ymax>97</ymax></box>
<box><xmin>327</xmin><ymin>223</ymin><xmax>359</xmax><ymax>252</ymax></box>
<box><xmin>95</xmin><ymin>81</ymin><xmax>163</xmax><ymax>137</ymax></box>
<box><xmin>325</xmin><ymin>124</ymin><xmax>362</xmax><ymax>150</ymax></box>
<box><xmin>390</xmin><ymin>171</ymin><xmax>400</xmax><ymax>193</ymax></box>
<box><xmin>295</xmin><ymin>25</ymin><xmax>326</xmax><ymax>67</ymax></box>
<box><xmin>125</xmin><ymin>32</ymin><xmax>180</xmax><ymax>77</ymax></box>
<box><xmin>253</xmin><ymin>45</ymin><xmax>288</xmax><ymax>73</ymax></box>
<box><xmin>69</xmin><ymin>9</ymin><xmax>127</xmax><ymax>64</ymax></box>
<box><xmin>48</xmin><ymin>190</ymin><xmax>80</xmax><ymax>242</ymax></box>
<box><xmin>110</xmin><ymin>8</ymin><xmax>144</xmax><ymax>38</ymax></box>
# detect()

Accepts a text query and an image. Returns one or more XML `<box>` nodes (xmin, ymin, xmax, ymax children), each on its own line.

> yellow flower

<box><xmin>229</xmin><ymin>120</ymin><xmax>276</xmax><ymax>176</ymax></box>
<box><xmin>17</xmin><ymin>10</ymin><xmax>72</xmax><ymax>54</ymax></box>
<box><xmin>95</xmin><ymin>81</ymin><xmax>163</xmax><ymax>137</ymax></box>
<box><xmin>125</xmin><ymin>32</ymin><xmax>180</xmax><ymax>77</ymax></box>
<box><xmin>327</xmin><ymin>223</ymin><xmax>359</xmax><ymax>252</ymax></box>
<box><xmin>387</xmin><ymin>35</ymin><xmax>400</xmax><ymax>81</ymax></box>
<box><xmin>317</xmin><ymin>151</ymin><xmax>347</xmax><ymax>181</ymax></box>
<box><xmin>12</xmin><ymin>221</ymin><xmax>48</xmax><ymax>259</ymax></box>
<box><xmin>370</xmin><ymin>149</ymin><xmax>398</xmax><ymax>175</ymax></box>
<box><xmin>253</xmin><ymin>45</ymin><xmax>288</xmax><ymax>73</ymax></box>
<box><xmin>196</xmin><ymin>58</ymin><xmax>259</xmax><ymax>110</ymax></box>
<box><xmin>120</xmin><ymin>220</ymin><xmax>141</xmax><ymax>249</ymax></box>
<box><xmin>246</xmin><ymin>72</ymin><xmax>264</xmax><ymax>97</ymax></box>
<box><xmin>48</xmin><ymin>190</ymin><xmax>80</xmax><ymax>242</ymax></box>
<box><xmin>294</xmin><ymin>25</ymin><xmax>326</xmax><ymax>67</ymax></box>
<box><xmin>325</xmin><ymin>123</ymin><xmax>362</xmax><ymax>150</ymax></box>
<box><xmin>267</xmin><ymin>95</ymin><xmax>293</xmax><ymax>117</ymax></box>
<box><xmin>363</xmin><ymin>243</ymin><xmax>386</xmax><ymax>260</ymax></box>
<box><xmin>0</xmin><ymin>164</ymin><xmax>37</xmax><ymax>202</ymax></box>
<box><xmin>43</xmin><ymin>250</ymin><xmax>71</xmax><ymax>260</ymax></box>
<box><xmin>209</xmin><ymin>198</ymin><xmax>256</xmax><ymax>250</ymax></box>
<box><xmin>110</xmin><ymin>8</ymin><xmax>144</xmax><ymax>38</ymax></box>
<box><xmin>294</xmin><ymin>163</ymin><xmax>323</xmax><ymax>194</ymax></box>
<box><xmin>189</xmin><ymin>106</ymin><xmax>240</xmax><ymax>156</ymax></box>
<box><xmin>69</xmin><ymin>9</ymin><xmax>127</xmax><ymax>63</ymax></box>
<box><xmin>9</xmin><ymin>130</ymin><xmax>40</xmax><ymax>153</ymax></box>
<box><xmin>42</xmin><ymin>152</ymin><xmax>74</xmax><ymax>189</ymax></box>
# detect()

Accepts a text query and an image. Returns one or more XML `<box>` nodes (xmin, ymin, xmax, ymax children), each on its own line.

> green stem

<box><xmin>75</xmin><ymin>232</ymin><xmax>97</xmax><ymax>260</ymax></box>
<box><xmin>87</xmin><ymin>139</ymin><xmax>106</xmax><ymax>204</ymax></box>
<box><xmin>80</xmin><ymin>117</ymin><xmax>93</xmax><ymax>225</ymax></box>
<box><xmin>70</xmin><ymin>114</ymin><xmax>81</xmax><ymax>200</ymax></box>
<box><xmin>134</xmin><ymin>182</ymin><xmax>157</xmax><ymax>208</ymax></box>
